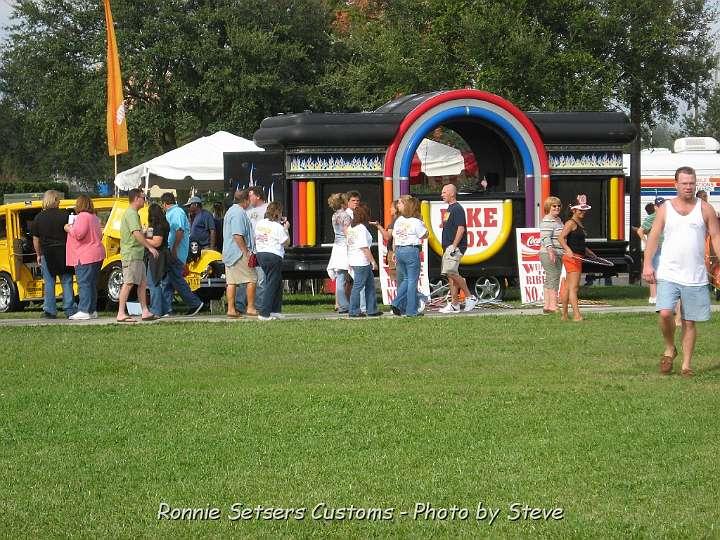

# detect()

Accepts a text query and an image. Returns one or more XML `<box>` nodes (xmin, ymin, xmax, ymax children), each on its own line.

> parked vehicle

<box><xmin>225</xmin><ymin>89</ymin><xmax>636</xmax><ymax>300</ymax></box>
<box><xmin>0</xmin><ymin>197</ymin><xmax>225</xmax><ymax>312</ymax></box>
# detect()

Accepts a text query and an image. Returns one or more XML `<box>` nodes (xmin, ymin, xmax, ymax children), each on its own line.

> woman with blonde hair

<box><xmin>539</xmin><ymin>196</ymin><xmax>563</xmax><ymax>313</ymax></box>
<box><xmin>390</xmin><ymin>195</ymin><xmax>428</xmax><ymax>317</ymax></box>
<box><xmin>31</xmin><ymin>189</ymin><xmax>77</xmax><ymax>318</ymax></box>
<box><xmin>326</xmin><ymin>192</ymin><xmax>352</xmax><ymax>313</ymax></box>
<box><xmin>64</xmin><ymin>195</ymin><xmax>105</xmax><ymax>320</ymax></box>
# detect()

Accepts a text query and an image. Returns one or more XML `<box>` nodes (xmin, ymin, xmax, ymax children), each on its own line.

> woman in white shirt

<box><xmin>390</xmin><ymin>195</ymin><xmax>428</xmax><ymax>317</ymax></box>
<box><xmin>347</xmin><ymin>203</ymin><xmax>382</xmax><ymax>318</ymax></box>
<box><xmin>254</xmin><ymin>202</ymin><xmax>290</xmax><ymax>321</ymax></box>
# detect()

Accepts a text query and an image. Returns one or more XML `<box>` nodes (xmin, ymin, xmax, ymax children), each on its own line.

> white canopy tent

<box><xmin>114</xmin><ymin>131</ymin><xmax>263</xmax><ymax>191</ymax></box>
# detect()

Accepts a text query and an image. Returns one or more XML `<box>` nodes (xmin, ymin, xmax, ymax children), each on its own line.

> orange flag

<box><xmin>103</xmin><ymin>0</ymin><xmax>128</xmax><ymax>156</ymax></box>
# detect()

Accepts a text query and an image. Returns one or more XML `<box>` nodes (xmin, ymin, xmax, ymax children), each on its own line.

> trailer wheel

<box><xmin>473</xmin><ymin>276</ymin><xmax>505</xmax><ymax>302</ymax></box>
<box><xmin>0</xmin><ymin>272</ymin><xmax>21</xmax><ymax>312</ymax></box>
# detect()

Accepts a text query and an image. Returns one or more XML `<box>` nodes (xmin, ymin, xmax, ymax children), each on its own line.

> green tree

<box><xmin>681</xmin><ymin>82</ymin><xmax>720</xmax><ymax>140</ymax></box>
<box><xmin>0</xmin><ymin>0</ymin><xmax>336</xmax><ymax>182</ymax></box>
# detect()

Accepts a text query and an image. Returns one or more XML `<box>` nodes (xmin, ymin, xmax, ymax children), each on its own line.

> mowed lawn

<box><xmin>1</xmin><ymin>313</ymin><xmax>719</xmax><ymax>538</ymax></box>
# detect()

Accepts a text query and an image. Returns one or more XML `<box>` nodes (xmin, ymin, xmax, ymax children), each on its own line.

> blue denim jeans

<box><xmin>350</xmin><ymin>265</ymin><xmax>377</xmax><ymax>315</ymax></box>
<box><xmin>147</xmin><ymin>262</ymin><xmax>170</xmax><ymax>316</ymax></box>
<box><xmin>41</xmin><ymin>256</ymin><xmax>76</xmax><ymax>317</ymax></box>
<box><xmin>75</xmin><ymin>261</ymin><xmax>101</xmax><ymax>314</ymax></box>
<box><xmin>256</xmin><ymin>252</ymin><xmax>283</xmax><ymax>317</ymax></box>
<box><xmin>335</xmin><ymin>270</ymin><xmax>350</xmax><ymax>312</ymax></box>
<box><xmin>392</xmin><ymin>246</ymin><xmax>421</xmax><ymax>316</ymax></box>
<box><xmin>162</xmin><ymin>256</ymin><xmax>202</xmax><ymax>310</ymax></box>
<box><xmin>255</xmin><ymin>265</ymin><xmax>266</xmax><ymax>311</ymax></box>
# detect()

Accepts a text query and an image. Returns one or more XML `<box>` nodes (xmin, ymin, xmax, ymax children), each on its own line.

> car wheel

<box><xmin>0</xmin><ymin>272</ymin><xmax>21</xmax><ymax>312</ymax></box>
<box><xmin>104</xmin><ymin>262</ymin><xmax>124</xmax><ymax>306</ymax></box>
<box><xmin>473</xmin><ymin>276</ymin><xmax>505</xmax><ymax>302</ymax></box>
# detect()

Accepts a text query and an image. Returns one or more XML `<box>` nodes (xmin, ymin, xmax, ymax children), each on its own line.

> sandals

<box><xmin>681</xmin><ymin>368</ymin><xmax>694</xmax><ymax>378</ymax></box>
<box><xmin>659</xmin><ymin>347</ymin><xmax>678</xmax><ymax>375</ymax></box>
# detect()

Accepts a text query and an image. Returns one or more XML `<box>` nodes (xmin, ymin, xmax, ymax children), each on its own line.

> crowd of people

<box><xmin>31</xmin><ymin>183</ymin><xmax>484</xmax><ymax>322</ymax></box>
<box><xmin>326</xmin><ymin>184</ymin><xmax>478</xmax><ymax>318</ymax></box>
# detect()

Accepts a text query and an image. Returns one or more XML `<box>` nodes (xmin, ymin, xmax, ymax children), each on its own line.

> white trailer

<box><xmin>624</xmin><ymin>137</ymin><xmax>720</xmax><ymax>239</ymax></box>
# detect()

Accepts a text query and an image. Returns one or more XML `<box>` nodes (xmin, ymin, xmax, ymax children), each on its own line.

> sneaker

<box><xmin>464</xmin><ymin>296</ymin><xmax>478</xmax><ymax>312</ymax></box>
<box><xmin>258</xmin><ymin>315</ymin><xmax>277</xmax><ymax>321</ymax></box>
<box><xmin>90</xmin><ymin>312</ymin><xmax>99</xmax><ymax>319</ymax></box>
<box><xmin>367</xmin><ymin>312</ymin><xmax>383</xmax><ymax>317</ymax></box>
<box><xmin>69</xmin><ymin>311</ymin><xmax>91</xmax><ymax>320</ymax></box>
<box><xmin>42</xmin><ymin>311</ymin><xmax>57</xmax><ymax>319</ymax></box>
<box><xmin>186</xmin><ymin>302</ymin><xmax>204</xmax><ymax>316</ymax></box>
<box><xmin>648</xmin><ymin>297</ymin><xmax>656</xmax><ymax>304</ymax></box>
<box><xmin>439</xmin><ymin>303</ymin><xmax>461</xmax><ymax>314</ymax></box>
<box><xmin>270</xmin><ymin>312</ymin><xmax>285</xmax><ymax>319</ymax></box>
<box><xmin>348</xmin><ymin>313</ymin><xmax>367</xmax><ymax>318</ymax></box>
<box><xmin>161</xmin><ymin>313</ymin><xmax>171</xmax><ymax>318</ymax></box>
<box><xmin>391</xmin><ymin>305</ymin><xmax>402</xmax><ymax>316</ymax></box>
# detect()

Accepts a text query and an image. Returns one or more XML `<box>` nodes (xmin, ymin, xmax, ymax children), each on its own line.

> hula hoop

<box><xmin>572</xmin><ymin>254</ymin><xmax>614</xmax><ymax>267</ymax></box>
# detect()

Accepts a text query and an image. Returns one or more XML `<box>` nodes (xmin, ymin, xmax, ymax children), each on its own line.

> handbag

<box><xmin>385</xmin><ymin>248</ymin><xmax>397</xmax><ymax>280</ymax></box>
<box><xmin>247</xmin><ymin>252</ymin><xmax>258</xmax><ymax>268</ymax></box>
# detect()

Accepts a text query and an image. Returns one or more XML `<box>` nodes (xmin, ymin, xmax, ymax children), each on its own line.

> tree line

<box><xmin>0</xmin><ymin>0</ymin><xmax>718</xmax><ymax>184</ymax></box>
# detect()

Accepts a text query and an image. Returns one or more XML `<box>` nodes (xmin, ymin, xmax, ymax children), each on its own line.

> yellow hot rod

<box><xmin>0</xmin><ymin>197</ymin><xmax>225</xmax><ymax>312</ymax></box>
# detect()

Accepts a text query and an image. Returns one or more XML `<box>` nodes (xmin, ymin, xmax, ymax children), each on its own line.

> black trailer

<box><xmin>225</xmin><ymin>89</ymin><xmax>635</xmax><ymax>299</ymax></box>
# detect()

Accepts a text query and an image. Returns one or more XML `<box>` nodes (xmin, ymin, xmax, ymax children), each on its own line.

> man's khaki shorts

<box><xmin>441</xmin><ymin>247</ymin><xmax>463</xmax><ymax>276</ymax></box>
<box><xmin>226</xmin><ymin>256</ymin><xmax>258</xmax><ymax>285</ymax></box>
<box><xmin>122</xmin><ymin>260</ymin><xmax>145</xmax><ymax>285</ymax></box>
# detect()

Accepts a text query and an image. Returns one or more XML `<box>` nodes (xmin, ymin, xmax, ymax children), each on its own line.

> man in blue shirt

<box><xmin>186</xmin><ymin>196</ymin><xmax>217</xmax><ymax>251</ymax></box>
<box><xmin>222</xmin><ymin>189</ymin><xmax>258</xmax><ymax>318</ymax></box>
<box><xmin>160</xmin><ymin>192</ymin><xmax>204</xmax><ymax>316</ymax></box>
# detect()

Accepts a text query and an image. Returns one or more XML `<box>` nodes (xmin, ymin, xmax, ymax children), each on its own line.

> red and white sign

<box><xmin>515</xmin><ymin>228</ymin><xmax>545</xmax><ymax>304</ymax></box>
<box><xmin>426</xmin><ymin>200</ymin><xmax>508</xmax><ymax>256</ymax></box>
<box><xmin>379</xmin><ymin>233</ymin><xmax>430</xmax><ymax>305</ymax></box>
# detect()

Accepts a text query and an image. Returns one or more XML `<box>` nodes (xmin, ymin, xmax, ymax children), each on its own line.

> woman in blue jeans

<box><xmin>64</xmin><ymin>195</ymin><xmax>106</xmax><ymax>320</ymax></box>
<box><xmin>390</xmin><ymin>195</ymin><xmax>428</xmax><ymax>317</ymax></box>
<box><xmin>347</xmin><ymin>203</ymin><xmax>382</xmax><ymax>318</ymax></box>
<box><xmin>254</xmin><ymin>202</ymin><xmax>291</xmax><ymax>321</ymax></box>
<box><xmin>145</xmin><ymin>203</ymin><xmax>171</xmax><ymax>317</ymax></box>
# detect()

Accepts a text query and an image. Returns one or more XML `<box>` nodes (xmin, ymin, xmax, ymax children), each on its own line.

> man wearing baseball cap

<box><xmin>185</xmin><ymin>196</ymin><xmax>217</xmax><ymax>251</ymax></box>
<box><xmin>636</xmin><ymin>196</ymin><xmax>665</xmax><ymax>304</ymax></box>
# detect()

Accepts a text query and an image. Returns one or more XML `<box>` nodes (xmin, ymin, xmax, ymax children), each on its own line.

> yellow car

<box><xmin>0</xmin><ymin>197</ymin><xmax>225</xmax><ymax>312</ymax></box>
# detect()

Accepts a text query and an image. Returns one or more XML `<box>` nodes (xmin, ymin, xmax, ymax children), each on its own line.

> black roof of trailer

<box><xmin>252</xmin><ymin>93</ymin><xmax>636</xmax><ymax>149</ymax></box>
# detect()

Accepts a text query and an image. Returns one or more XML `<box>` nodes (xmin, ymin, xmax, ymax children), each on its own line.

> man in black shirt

<box><xmin>31</xmin><ymin>190</ymin><xmax>77</xmax><ymax>318</ymax></box>
<box><xmin>439</xmin><ymin>184</ymin><xmax>478</xmax><ymax>313</ymax></box>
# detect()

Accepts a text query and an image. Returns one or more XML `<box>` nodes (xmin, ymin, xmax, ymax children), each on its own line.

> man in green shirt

<box><xmin>117</xmin><ymin>188</ymin><xmax>158</xmax><ymax>322</ymax></box>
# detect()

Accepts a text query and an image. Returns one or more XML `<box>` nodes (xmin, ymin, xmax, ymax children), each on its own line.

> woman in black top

<box><xmin>558</xmin><ymin>195</ymin><xmax>597</xmax><ymax>322</ymax></box>
<box><xmin>145</xmin><ymin>203</ymin><xmax>171</xmax><ymax>318</ymax></box>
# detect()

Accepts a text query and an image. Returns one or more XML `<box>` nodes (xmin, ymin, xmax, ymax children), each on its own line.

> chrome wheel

<box><xmin>106</xmin><ymin>264</ymin><xmax>124</xmax><ymax>304</ymax></box>
<box><xmin>0</xmin><ymin>273</ymin><xmax>19</xmax><ymax>312</ymax></box>
<box><xmin>474</xmin><ymin>276</ymin><xmax>504</xmax><ymax>302</ymax></box>
<box><xmin>0</xmin><ymin>277</ymin><xmax>11</xmax><ymax>312</ymax></box>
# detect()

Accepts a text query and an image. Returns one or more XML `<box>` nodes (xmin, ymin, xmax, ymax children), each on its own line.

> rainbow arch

<box><xmin>382</xmin><ymin>90</ymin><xmax>550</xmax><ymax>227</ymax></box>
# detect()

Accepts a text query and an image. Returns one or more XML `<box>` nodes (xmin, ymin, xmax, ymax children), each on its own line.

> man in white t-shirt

<box><xmin>643</xmin><ymin>166</ymin><xmax>720</xmax><ymax>377</ymax></box>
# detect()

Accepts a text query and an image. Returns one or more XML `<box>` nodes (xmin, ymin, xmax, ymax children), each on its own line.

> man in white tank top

<box><xmin>642</xmin><ymin>166</ymin><xmax>720</xmax><ymax>377</ymax></box>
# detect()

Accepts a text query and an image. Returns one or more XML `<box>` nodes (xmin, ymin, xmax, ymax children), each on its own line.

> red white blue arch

<box><xmin>383</xmin><ymin>90</ymin><xmax>550</xmax><ymax>226</ymax></box>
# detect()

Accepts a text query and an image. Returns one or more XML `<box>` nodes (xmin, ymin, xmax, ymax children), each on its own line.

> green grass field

<box><xmin>2</xmin><ymin>311</ymin><xmax>719</xmax><ymax>538</ymax></box>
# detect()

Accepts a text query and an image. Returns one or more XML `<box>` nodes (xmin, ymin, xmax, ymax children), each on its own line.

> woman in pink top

<box><xmin>64</xmin><ymin>195</ymin><xmax>106</xmax><ymax>320</ymax></box>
